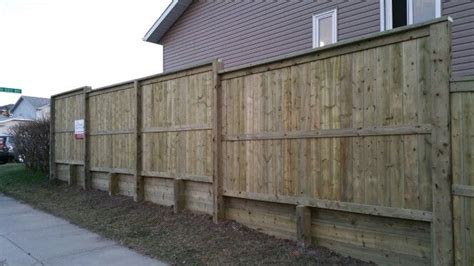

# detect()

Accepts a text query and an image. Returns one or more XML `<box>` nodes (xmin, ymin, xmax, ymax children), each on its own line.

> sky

<box><xmin>0</xmin><ymin>0</ymin><xmax>170</xmax><ymax>106</ymax></box>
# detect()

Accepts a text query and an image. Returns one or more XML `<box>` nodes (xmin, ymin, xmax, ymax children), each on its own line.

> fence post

<box><xmin>296</xmin><ymin>205</ymin><xmax>312</xmax><ymax>248</ymax></box>
<box><xmin>429</xmin><ymin>19</ymin><xmax>453</xmax><ymax>265</ymax></box>
<box><xmin>84</xmin><ymin>86</ymin><xmax>92</xmax><ymax>190</ymax></box>
<box><xmin>108</xmin><ymin>172</ymin><xmax>118</xmax><ymax>196</ymax></box>
<box><xmin>212</xmin><ymin>59</ymin><xmax>224</xmax><ymax>223</ymax></box>
<box><xmin>134</xmin><ymin>80</ymin><xmax>144</xmax><ymax>202</ymax></box>
<box><xmin>68</xmin><ymin>165</ymin><xmax>76</xmax><ymax>186</ymax></box>
<box><xmin>174</xmin><ymin>179</ymin><xmax>185</xmax><ymax>213</ymax></box>
<box><xmin>49</xmin><ymin>96</ymin><xmax>56</xmax><ymax>181</ymax></box>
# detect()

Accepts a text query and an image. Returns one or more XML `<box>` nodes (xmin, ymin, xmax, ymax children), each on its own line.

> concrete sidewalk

<box><xmin>0</xmin><ymin>194</ymin><xmax>166</xmax><ymax>266</ymax></box>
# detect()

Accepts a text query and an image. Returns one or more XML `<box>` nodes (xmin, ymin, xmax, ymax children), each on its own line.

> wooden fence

<box><xmin>451</xmin><ymin>76</ymin><xmax>474</xmax><ymax>266</ymax></box>
<box><xmin>51</xmin><ymin>63</ymin><xmax>216</xmax><ymax>214</ymax></box>
<box><xmin>51</xmin><ymin>18</ymin><xmax>459</xmax><ymax>265</ymax></box>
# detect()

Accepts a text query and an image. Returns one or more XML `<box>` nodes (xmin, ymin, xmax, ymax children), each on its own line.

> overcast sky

<box><xmin>0</xmin><ymin>0</ymin><xmax>170</xmax><ymax>106</ymax></box>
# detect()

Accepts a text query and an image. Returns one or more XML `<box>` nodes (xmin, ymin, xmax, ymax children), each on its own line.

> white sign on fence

<box><xmin>74</xmin><ymin>119</ymin><xmax>85</xmax><ymax>140</ymax></box>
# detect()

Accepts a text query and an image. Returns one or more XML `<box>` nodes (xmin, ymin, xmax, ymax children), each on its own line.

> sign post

<box><xmin>0</xmin><ymin>87</ymin><xmax>22</xmax><ymax>94</ymax></box>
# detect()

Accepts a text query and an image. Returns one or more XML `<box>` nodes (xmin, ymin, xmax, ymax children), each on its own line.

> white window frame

<box><xmin>380</xmin><ymin>0</ymin><xmax>441</xmax><ymax>31</ymax></box>
<box><xmin>312</xmin><ymin>9</ymin><xmax>337</xmax><ymax>48</ymax></box>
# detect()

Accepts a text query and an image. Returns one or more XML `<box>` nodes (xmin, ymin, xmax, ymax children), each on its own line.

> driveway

<box><xmin>0</xmin><ymin>194</ymin><xmax>166</xmax><ymax>266</ymax></box>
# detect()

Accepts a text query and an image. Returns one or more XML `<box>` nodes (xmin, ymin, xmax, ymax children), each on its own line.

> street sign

<box><xmin>0</xmin><ymin>87</ymin><xmax>22</xmax><ymax>94</ymax></box>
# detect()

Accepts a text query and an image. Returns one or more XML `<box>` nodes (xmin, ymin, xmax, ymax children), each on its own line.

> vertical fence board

<box><xmin>451</xmin><ymin>79</ymin><xmax>474</xmax><ymax>266</ymax></box>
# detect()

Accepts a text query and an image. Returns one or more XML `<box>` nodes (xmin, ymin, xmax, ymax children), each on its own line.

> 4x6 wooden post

<box><xmin>429</xmin><ymin>19</ymin><xmax>453</xmax><ymax>265</ymax></box>
<box><xmin>296</xmin><ymin>205</ymin><xmax>312</xmax><ymax>248</ymax></box>
<box><xmin>174</xmin><ymin>179</ymin><xmax>185</xmax><ymax>214</ymax></box>
<box><xmin>83</xmin><ymin>86</ymin><xmax>92</xmax><ymax>190</ymax></box>
<box><xmin>49</xmin><ymin>96</ymin><xmax>56</xmax><ymax>181</ymax></box>
<box><xmin>134</xmin><ymin>80</ymin><xmax>144</xmax><ymax>202</ymax></box>
<box><xmin>212</xmin><ymin>59</ymin><xmax>224</xmax><ymax>223</ymax></box>
<box><xmin>68</xmin><ymin>165</ymin><xmax>76</xmax><ymax>186</ymax></box>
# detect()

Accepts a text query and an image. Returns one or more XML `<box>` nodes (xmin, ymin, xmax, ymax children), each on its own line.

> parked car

<box><xmin>0</xmin><ymin>136</ymin><xmax>15</xmax><ymax>164</ymax></box>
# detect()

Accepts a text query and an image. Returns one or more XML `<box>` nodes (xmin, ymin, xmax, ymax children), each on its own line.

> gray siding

<box><xmin>11</xmin><ymin>101</ymin><xmax>36</xmax><ymax>120</ymax></box>
<box><xmin>443</xmin><ymin>0</ymin><xmax>474</xmax><ymax>77</ymax></box>
<box><xmin>162</xmin><ymin>0</ymin><xmax>380</xmax><ymax>71</ymax></box>
<box><xmin>162</xmin><ymin>0</ymin><xmax>473</xmax><ymax>76</ymax></box>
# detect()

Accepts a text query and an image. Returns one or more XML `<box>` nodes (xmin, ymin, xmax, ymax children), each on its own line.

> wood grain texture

<box><xmin>429</xmin><ymin>21</ymin><xmax>453</xmax><ymax>265</ymax></box>
<box><xmin>221</xmin><ymin>38</ymin><xmax>434</xmax><ymax>211</ymax></box>
<box><xmin>451</xmin><ymin>81</ymin><xmax>474</xmax><ymax>266</ymax></box>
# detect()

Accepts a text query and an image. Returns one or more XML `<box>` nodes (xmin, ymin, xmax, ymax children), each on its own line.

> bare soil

<box><xmin>0</xmin><ymin>164</ymin><xmax>373</xmax><ymax>265</ymax></box>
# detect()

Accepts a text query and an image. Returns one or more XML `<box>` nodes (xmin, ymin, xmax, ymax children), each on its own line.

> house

<box><xmin>0</xmin><ymin>104</ymin><xmax>13</xmax><ymax>117</ymax></box>
<box><xmin>36</xmin><ymin>104</ymin><xmax>51</xmax><ymax>120</ymax></box>
<box><xmin>143</xmin><ymin>0</ymin><xmax>473</xmax><ymax>77</ymax></box>
<box><xmin>10</xmin><ymin>96</ymin><xmax>50</xmax><ymax>120</ymax></box>
<box><xmin>0</xmin><ymin>96</ymin><xmax>50</xmax><ymax>136</ymax></box>
<box><xmin>0</xmin><ymin>116</ymin><xmax>32</xmax><ymax>136</ymax></box>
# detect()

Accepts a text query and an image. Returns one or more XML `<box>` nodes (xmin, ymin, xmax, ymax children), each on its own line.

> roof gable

<box><xmin>11</xmin><ymin>96</ymin><xmax>50</xmax><ymax>113</ymax></box>
<box><xmin>143</xmin><ymin>0</ymin><xmax>192</xmax><ymax>44</ymax></box>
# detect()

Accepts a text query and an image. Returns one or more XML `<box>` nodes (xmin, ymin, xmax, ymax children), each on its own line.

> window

<box><xmin>313</xmin><ymin>9</ymin><xmax>337</xmax><ymax>48</ymax></box>
<box><xmin>381</xmin><ymin>0</ymin><xmax>441</xmax><ymax>31</ymax></box>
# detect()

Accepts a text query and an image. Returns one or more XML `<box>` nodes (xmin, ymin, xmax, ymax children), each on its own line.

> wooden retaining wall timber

<box><xmin>50</xmin><ymin>18</ymin><xmax>456</xmax><ymax>265</ymax></box>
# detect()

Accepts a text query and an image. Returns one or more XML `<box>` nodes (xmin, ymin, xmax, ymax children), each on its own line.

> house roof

<box><xmin>0</xmin><ymin>115</ymin><xmax>32</xmax><ymax>124</ymax></box>
<box><xmin>0</xmin><ymin>104</ymin><xmax>13</xmax><ymax>111</ymax></box>
<box><xmin>11</xmin><ymin>96</ymin><xmax>50</xmax><ymax>113</ymax></box>
<box><xmin>143</xmin><ymin>0</ymin><xmax>192</xmax><ymax>44</ymax></box>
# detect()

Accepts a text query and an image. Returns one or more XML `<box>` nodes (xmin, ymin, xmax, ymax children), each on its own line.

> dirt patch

<box><xmin>0</xmin><ymin>165</ymin><xmax>373</xmax><ymax>265</ymax></box>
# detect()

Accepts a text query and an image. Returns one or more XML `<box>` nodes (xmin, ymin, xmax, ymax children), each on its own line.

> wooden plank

<box><xmin>429</xmin><ymin>20</ymin><xmax>454</xmax><ymax>265</ymax></box>
<box><xmin>90</xmin><ymin>167</ymin><xmax>134</xmax><ymax>175</ymax></box>
<box><xmin>134</xmin><ymin>80</ymin><xmax>144</xmax><ymax>202</ymax></box>
<box><xmin>223</xmin><ymin>125</ymin><xmax>432</xmax><ymax>141</ymax></box>
<box><xmin>374</xmin><ymin>46</ymin><xmax>390</xmax><ymax>207</ymax></box>
<box><xmin>402</xmin><ymin>39</ymin><xmax>420</xmax><ymax>210</ymax></box>
<box><xmin>108</xmin><ymin>172</ymin><xmax>118</xmax><ymax>196</ymax></box>
<box><xmin>212</xmin><ymin>60</ymin><xmax>224</xmax><ymax>223</ymax></box>
<box><xmin>173</xmin><ymin>179</ymin><xmax>185</xmax><ymax>214</ymax></box>
<box><xmin>140</xmin><ymin>170</ymin><xmax>212</xmax><ymax>183</ymax></box>
<box><xmin>54</xmin><ymin>160</ymin><xmax>84</xmax><ymax>165</ymax></box>
<box><xmin>139</xmin><ymin>63</ymin><xmax>213</xmax><ymax>86</ymax></box>
<box><xmin>89</xmin><ymin>130</ymin><xmax>134</xmax><ymax>136</ymax></box>
<box><xmin>296</xmin><ymin>205</ymin><xmax>312</xmax><ymax>248</ymax></box>
<box><xmin>223</xmin><ymin>190</ymin><xmax>433</xmax><ymax>222</ymax></box>
<box><xmin>52</xmin><ymin>86</ymin><xmax>89</xmax><ymax>99</ymax></box>
<box><xmin>451</xmin><ymin>92</ymin><xmax>464</xmax><ymax>265</ymax></box>
<box><xmin>68</xmin><ymin>164</ymin><xmax>76</xmax><ymax>186</ymax></box>
<box><xmin>417</xmin><ymin>37</ymin><xmax>432</xmax><ymax>211</ymax></box>
<box><xmin>452</xmin><ymin>184</ymin><xmax>474</xmax><ymax>198</ymax></box>
<box><xmin>84</xmin><ymin>87</ymin><xmax>92</xmax><ymax>190</ymax></box>
<box><xmin>55</xmin><ymin>130</ymin><xmax>75</xmax><ymax>133</ymax></box>
<box><xmin>351</xmin><ymin>50</ymin><xmax>365</xmax><ymax>204</ymax></box>
<box><xmin>88</xmin><ymin>84</ymin><xmax>133</xmax><ymax>97</ymax></box>
<box><xmin>450</xmin><ymin>79</ymin><xmax>474</xmax><ymax>92</ymax></box>
<box><xmin>49</xmin><ymin>96</ymin><xmax>56</xmax><ymax>180</ymax></box>
<box><xmin>364</xmin><ymin>48</ymin><xmax>380</xmax><ymax>206</ymax></box>
<box><xmin>142</xmin><ymin>124</ymin><xmax>212</xmax><ymax>133</ymax></box>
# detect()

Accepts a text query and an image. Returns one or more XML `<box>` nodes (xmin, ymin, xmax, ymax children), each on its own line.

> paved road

<box><xmin>0</xmin><ymin>194</ymin><xmax>166</xmax><ymax>266</ymax></box>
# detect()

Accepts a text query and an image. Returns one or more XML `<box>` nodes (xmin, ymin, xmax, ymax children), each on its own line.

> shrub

<box><xmin>9</xmin><ymin>118</ymin><xmax>50</xmax><ymax>172</ymax></box>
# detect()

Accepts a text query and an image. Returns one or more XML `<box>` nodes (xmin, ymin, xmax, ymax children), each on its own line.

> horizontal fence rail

<box><xmin>50</xmin><ymin>18</ymin><xmax>458</xmax><ymax>265</ymax></box>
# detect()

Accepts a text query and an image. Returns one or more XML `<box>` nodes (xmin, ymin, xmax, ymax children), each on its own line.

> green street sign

<box><xmin>0</xmin><ymin>87</ymin><xmax>22</xmax><ymax>94</ymax></box>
